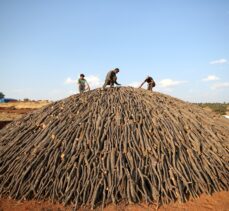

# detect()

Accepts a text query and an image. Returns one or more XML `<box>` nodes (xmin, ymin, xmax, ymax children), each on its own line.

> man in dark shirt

<box><xmin>102</xmin><ymin>68</ymin><xmax>121</xmax><ymax>89</ymax></box>
<box><xmin>139</xmin><ymin>76</ymin><xmax>156</xmax><ymax>91</ymax></box>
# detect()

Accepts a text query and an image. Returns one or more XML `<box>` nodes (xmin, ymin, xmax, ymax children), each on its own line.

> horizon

<box><xmin>1</xmin><ymin>86</ymin><xmax>229</xmax><ymax>104</ymax></box>
<box><xmin>1</xmin><ymin>0</ymin><xmax>229</xmax><ymax>103</ymax></box>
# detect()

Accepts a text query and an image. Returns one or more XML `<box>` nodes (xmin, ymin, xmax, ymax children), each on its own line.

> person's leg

<box><xmin>147</xmin><ymin>83</ymin><xmax>153</xmax><ymax>91</ymax></box>
<box><xmin>102</xmin><ymin>81</ymin><xmax>107</xmax><ymax>89</ymax></box>
<box><xmin>103</xmin><ymin>80</ymin><xmax>110</xmax><ymax>89</ymax></box>
<box><xmin>79</xmin><ymin>85</ymin><xmax>85</xmax><ymax>93</ymax></box>
<box><xmin>110</xmin><ymin>81</ymin><xmax>114</xmax><ymax>87</ymax></box>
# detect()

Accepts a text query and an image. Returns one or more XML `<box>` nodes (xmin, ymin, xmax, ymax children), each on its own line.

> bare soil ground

<box><xmin>0</xmin><ymin>101</ymin><xmax>50</xmax><ymax>128</ymax></box>
<box><xmin>0</xmin><ymin>101</ymin><xmax>50</xmax><ymax>109</ymax></box>
<box><xmin>0</xmin><ymin>107</ymin><xmax>31</xmax><ymax>121</ymax></box>
<box><xmin>0</xmin><ymin>191</ymin><xmax>229</xmax><ymax>211</ymax></box>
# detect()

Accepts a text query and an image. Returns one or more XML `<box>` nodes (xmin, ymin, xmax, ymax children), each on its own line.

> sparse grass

<box><xmin>0</xmin><ymin>100</ymin><xmax>50</xmax><ymax>109</ymax></box>
<box><xmin>196</xmin><ymin>103</ymin><xmax>229</xmax><ymax>115</ymax></box>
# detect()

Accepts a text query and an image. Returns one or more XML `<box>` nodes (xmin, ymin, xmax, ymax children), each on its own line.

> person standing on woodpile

<box><xmin>78</xmin><ymin>74</ymin><xmax>90</xmax><ymax>93</ymax></box>
<box><xmin>139</xmin><ymin>76</ymin><xmax>156</xmax><ymax>91</ymax></box>
<box><xmin>102</xmin><ymin>68</ymin><xmax>121</xmax><ymax>89</ymax></box>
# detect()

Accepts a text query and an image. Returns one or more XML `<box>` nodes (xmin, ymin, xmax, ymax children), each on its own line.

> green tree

<box><xmin>0</xmin><ymin>92</ymin><xmax>5</xmax><ymax>99</ymax></box>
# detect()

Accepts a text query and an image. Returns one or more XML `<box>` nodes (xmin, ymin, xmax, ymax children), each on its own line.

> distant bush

<box><xmin>23</xmin><ymin>98</ymin><xmax>30</xmax><ymax>102</ymax></box>
<box><xmin>197</xmin><ymin>103</ymin><xmax>228</xmax><ymax>115</ymax></box>
<box><xmin>0</xmin><ymin>92</ymin><xmax>5</xmax><ymax>99</ymax></box>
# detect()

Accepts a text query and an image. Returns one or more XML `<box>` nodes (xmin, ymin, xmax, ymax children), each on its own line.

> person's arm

<box><xmin>86</xmin><ymin>81</ymin><xmax>90</xmax><ymax>90</ymax></box>
<box><xmin>112</xmin><ymin>73</ymin><xmax>121</xmax><ymax>85</ymax></box>
<box><xmin>114</xmin><ymin>80</ymin><xmax>121</xmax><ymax>85</ymax></box>
<box><xmin>139</xmin><ymin>80</ymin><xmax>145</xmax><ymax>88</ymax></box>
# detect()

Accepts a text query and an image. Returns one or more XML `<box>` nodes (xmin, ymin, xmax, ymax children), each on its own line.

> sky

<box><xmin>0</xmin><ymin>0</ymin><xmax>229</xmax><ymax>102</ymax></box>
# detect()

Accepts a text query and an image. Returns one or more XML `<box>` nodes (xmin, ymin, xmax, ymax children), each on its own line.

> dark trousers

<box><xmin>103</xmin><ymin>80</ymin><xmax>114</xmax><ymax>88</ymax></box>
<box><xmin>79</xmin><ymin>85</ymin><xmax>85</xmax><ymax>93</ymax></box>
<box><xmin>147</xmin><ymin>83</ymin><xmax>153</xmax><ymax>91</ymax></box>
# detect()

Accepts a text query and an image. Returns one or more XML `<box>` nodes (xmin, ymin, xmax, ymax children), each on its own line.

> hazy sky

<box><xmin>1</xmin><ymin>0</ymin><xmax>229</xmax><ymax>102</ymax></box>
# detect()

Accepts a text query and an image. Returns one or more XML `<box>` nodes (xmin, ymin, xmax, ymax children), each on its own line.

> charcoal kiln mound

<box><xmin>0</xmin><ymin>87</ymin><xmax>229</xmax><ymax>209</ymax></box>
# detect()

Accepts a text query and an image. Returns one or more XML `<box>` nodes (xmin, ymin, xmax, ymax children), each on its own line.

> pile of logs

<box><xmin>0</xmin><ymin>87</ymin><xmax>229</xmax><ymax>209</ymax></box>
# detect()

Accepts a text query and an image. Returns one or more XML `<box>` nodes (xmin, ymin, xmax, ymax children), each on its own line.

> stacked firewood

<box><xmin>0</xmin><ymin>87</ymin><xmax>228</xmax><ymax>209</ymax></box>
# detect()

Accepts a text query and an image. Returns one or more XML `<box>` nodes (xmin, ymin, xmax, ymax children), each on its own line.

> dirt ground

<box><xmin>0</xmin><ymin>101</ymin><xmax>50</xmax><ymax>109</ymax></box>
<box><xmin>0</xmin><ymin>101</ymin><xmax>50</xmax><ymax>128</ymax></box>
<box><xmin>0</xmin><ymin>191</ymin><xmax>229</xmax><ymax>211</ymax></box>
<box><xmin>0</xmin><ymin>107</ymin><xmax>31</xmax><ymax>121</ymax></box>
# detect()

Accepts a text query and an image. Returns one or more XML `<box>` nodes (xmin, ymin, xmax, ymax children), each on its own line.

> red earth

<box><xmin>0</xmin><ymin>107</ymin><xmax>34</xmax><ymax>129</ymax></box>
<box><xmin>0</xmin><ymin>107</ymin><xmax>33</xmax><ymax>114</ymax></box>
<box><xmin>0</xmin><ymin>191</ymin><xmax>229</xmax><ymax>211</ymax></box>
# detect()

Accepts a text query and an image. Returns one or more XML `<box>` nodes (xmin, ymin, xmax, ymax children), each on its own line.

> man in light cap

<box><xmin>102</xmin><ymin>68</ymin><xmax>121</xmax><ymax>89</ymax></box>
